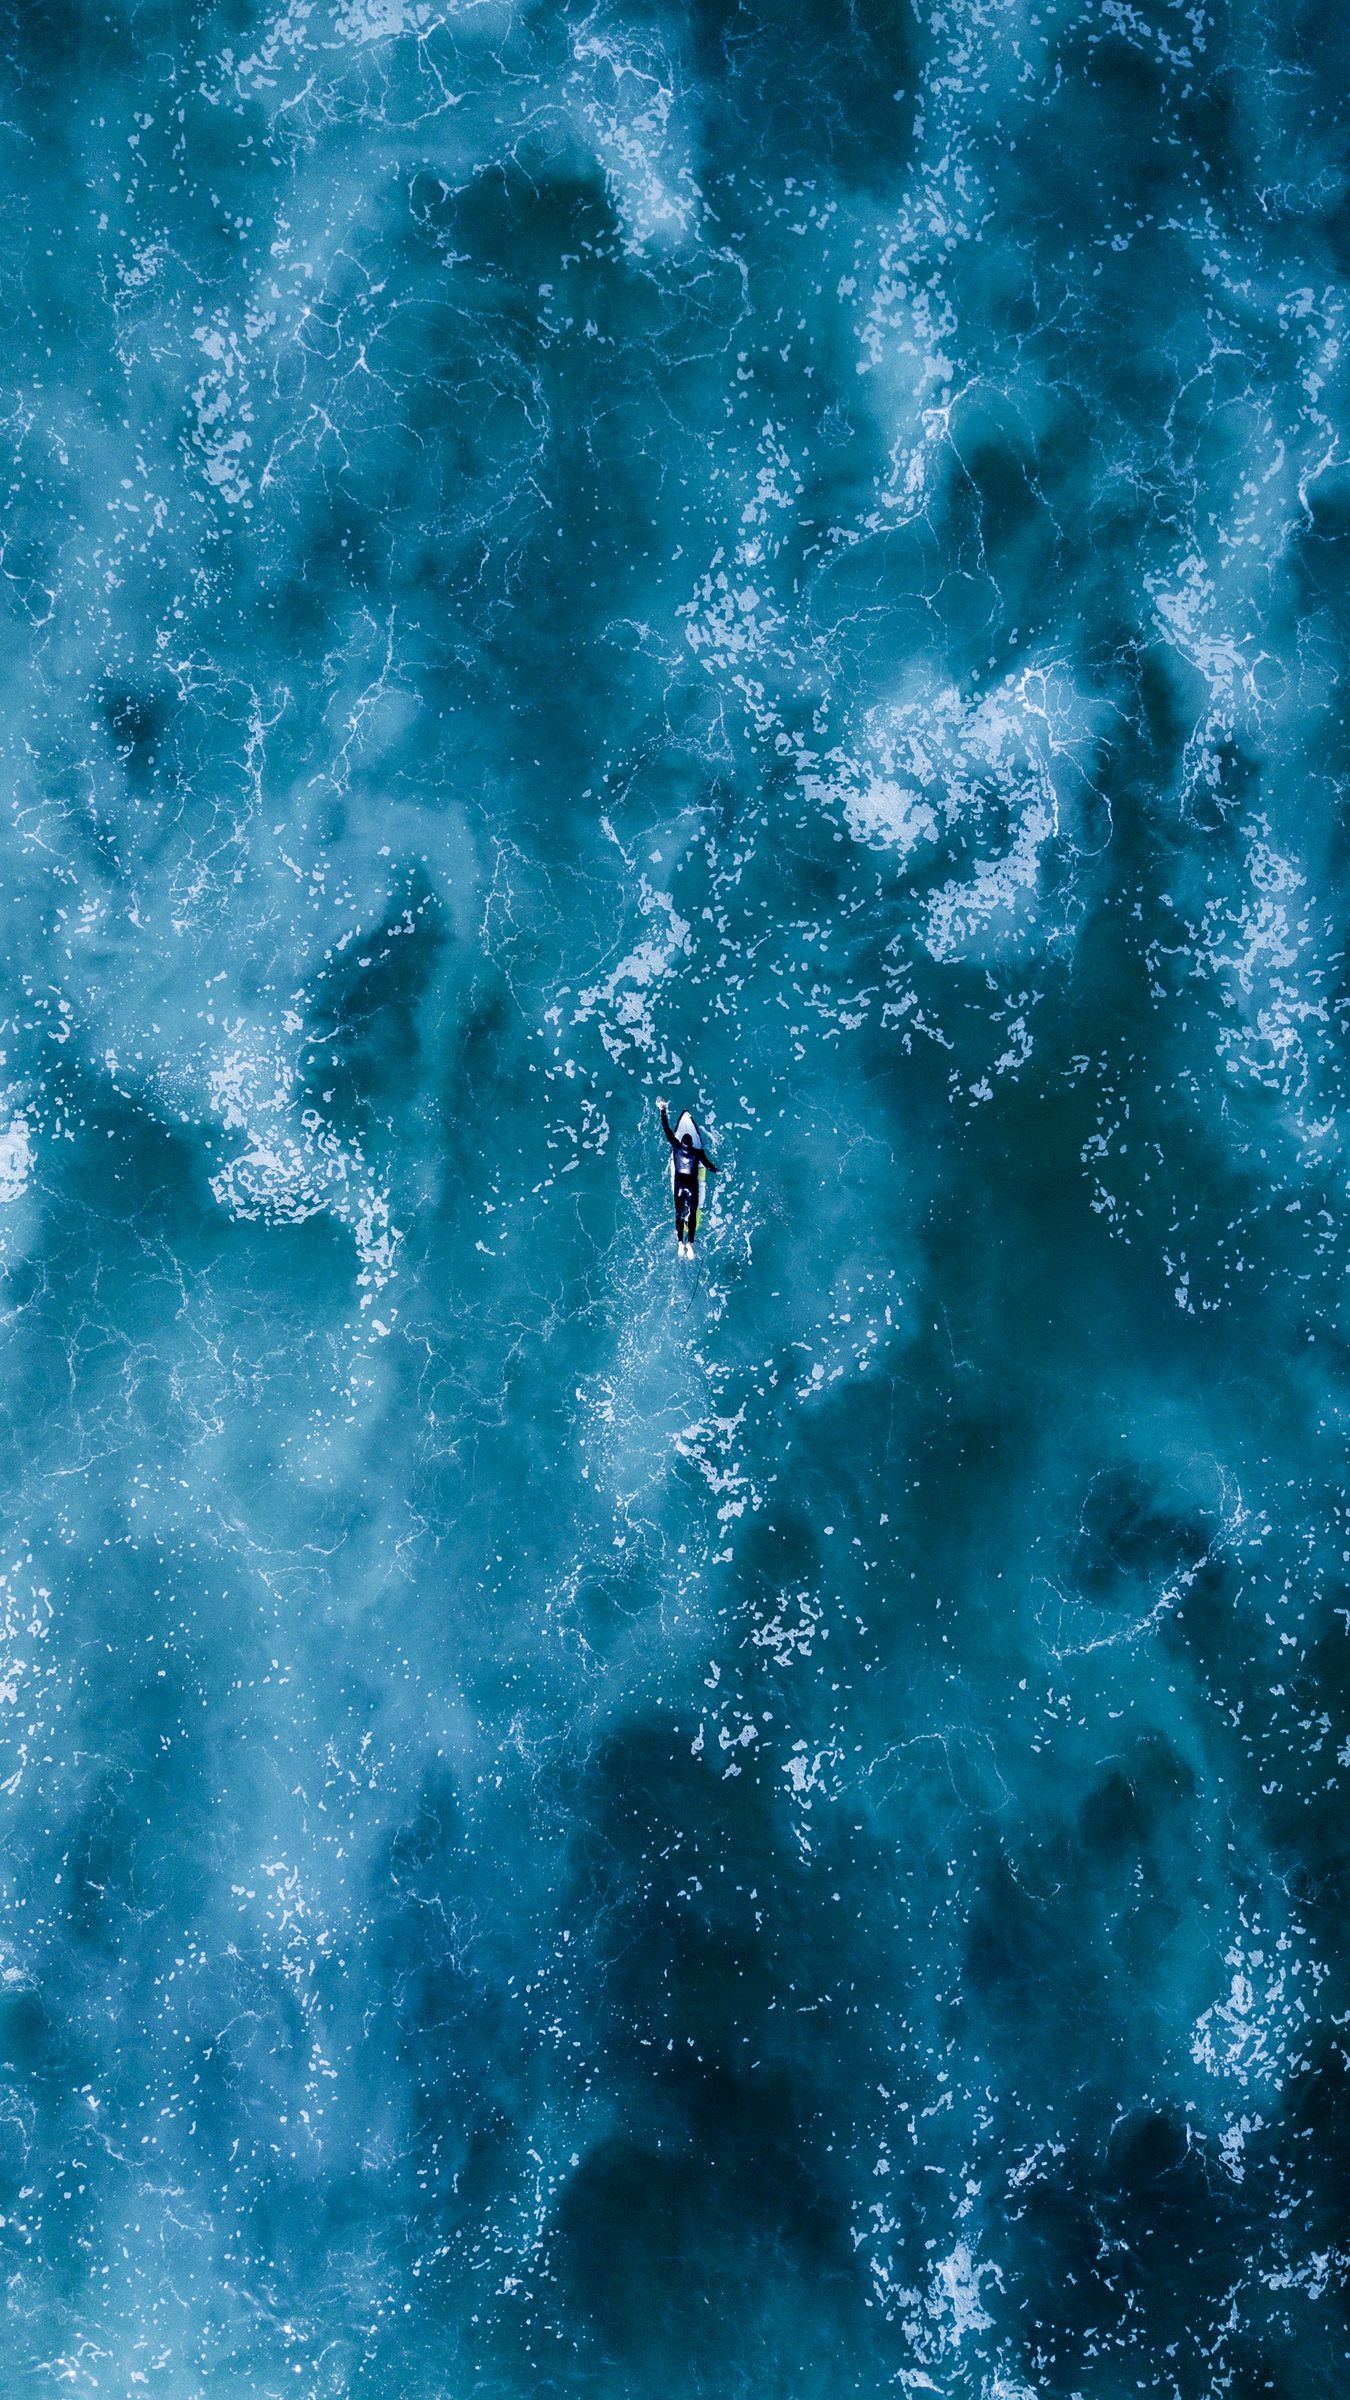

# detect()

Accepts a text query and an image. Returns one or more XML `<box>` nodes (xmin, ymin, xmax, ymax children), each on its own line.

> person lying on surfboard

<box><xmin>657</xmin><ymin>1099</ymin><xmax>720</xmax><ymax>1259</ymax></box>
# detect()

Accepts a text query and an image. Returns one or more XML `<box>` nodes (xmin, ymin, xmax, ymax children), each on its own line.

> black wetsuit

<box><xmin>660</xmin><ymin>1104</ymin><xmax>718</xmax><ymax>1242</ymax></box>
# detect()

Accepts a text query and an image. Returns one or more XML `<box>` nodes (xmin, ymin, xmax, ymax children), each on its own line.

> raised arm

<box><xmin>657</xmin><ymin>1100</ymin><xmax>679</xmax><ymax>1149</ymax></box>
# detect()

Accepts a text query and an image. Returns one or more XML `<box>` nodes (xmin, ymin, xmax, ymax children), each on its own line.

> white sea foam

<box><xmin>0</xmin><ymin>1115</ymin><xmax>33</xmax><ymax>1205</ymax></box>
<box><xmin>1191</xmin><ymin>1920</ymin><xmax>1321</xmax><ymax>2093</ymax></box>
<box><xmin>572</xmin><ymin>881</ymin><xmax>691</xmax><ymax>1063</ymax></box>
<box><xmin>207</xmin><ymin>1029</ymin><xmax>399</xmax><ymax>1303</ymax></box>
<box><xmin>928</xmin><ymin>2241</ymin><xmax>997</xmax><ymax>2347</ymax></box>
<box><xmin>570</xmin><ymin>26</ymin><xmax>704</xmax><ymax>254</ymax></box>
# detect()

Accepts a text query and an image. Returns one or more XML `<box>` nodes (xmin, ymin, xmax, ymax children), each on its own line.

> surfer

<box><xmin>658</xmin><ymin>1099</ymin><xmax>719</xmax><ymax>1259</ymax></box>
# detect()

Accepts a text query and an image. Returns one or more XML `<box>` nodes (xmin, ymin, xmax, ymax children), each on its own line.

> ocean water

<box><xmin>1</xmin><ymin>0</ymin><xmax>1348</xmax><ymax>2391</ymax></box>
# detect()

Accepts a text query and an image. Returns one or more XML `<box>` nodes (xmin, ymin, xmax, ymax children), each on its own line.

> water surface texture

<box><xmin>2</xmin><ymin>0</ymin><xmax>1349</xmax><ymax>2392</ymax></box>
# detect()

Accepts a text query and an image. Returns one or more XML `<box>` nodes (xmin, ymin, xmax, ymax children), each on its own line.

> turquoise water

<box><xmin>2</xmin><ymin>0</ymin><xmax>1349</xmax><ymax>2391</ymax></box>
